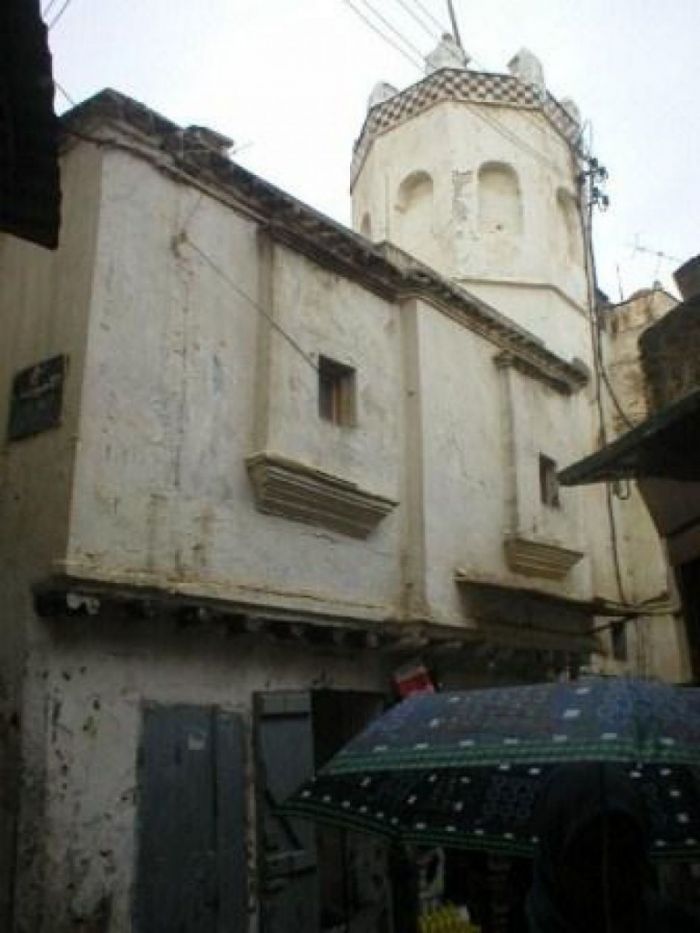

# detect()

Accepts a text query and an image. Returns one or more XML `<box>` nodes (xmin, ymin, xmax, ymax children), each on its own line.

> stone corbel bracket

<box><xmin>246</xmin><ymin>451</ymin><xmax>398</xmax><ymax>539</ymax></box>
<box><xmin>504</xmin><ymin>534</ymin><xmax>583</xmax><ymax>580</ymax></box>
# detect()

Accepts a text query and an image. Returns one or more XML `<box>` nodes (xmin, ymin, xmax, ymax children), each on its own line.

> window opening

<box><xmin>318</xmin><ymin>356</ymin><xmax>356</xmax><ymax>426</ymax></box>
<box><xmin>539</xmin><ymin>454</ymin><xmax>561</xmax><ymax>508</ymax></box>
<box><xmin>611</xmin><ymin>621</ymin><xmax>628</xmax><ymax>662</ymax></box>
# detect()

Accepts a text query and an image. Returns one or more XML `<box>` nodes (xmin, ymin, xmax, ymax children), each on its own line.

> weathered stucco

<box><xmin>0</xmin><ymin>140</ymin><xmax>105</xmax><ymax>931</ymax></box>
<box><xmin>352</xmin><ymin>96</ymin><xmax>588</xmax><ymax>361</ymax></box>
<box><xmin>35</xmin><ymin>621</ymin><xmax>391</xmax><ymax>931</ymax></box>
<box><xmin>0</xmin><ymin>79</ymin><xmax>690</xmax><ymax>931</ymax></box>
<box><xmin>62</xmin><ymin>149</ymin><xmax>404</xmax><ymax>622</ymax></box>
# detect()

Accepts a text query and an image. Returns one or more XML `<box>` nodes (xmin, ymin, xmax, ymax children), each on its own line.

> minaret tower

<box><xmin>351</xmin><ymin>39</ymin><xmax>588</xmax><ymax>361</ymax></box>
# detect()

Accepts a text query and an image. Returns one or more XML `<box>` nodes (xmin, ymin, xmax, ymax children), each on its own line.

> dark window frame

<box><xmin>539</xmin><ymin>453</ymin><xmax>561</xmax><ymax>509</ymax></box>
<box><xmin>318</xmin><ymin>356</ymin><xmax>356</xmax><ymax>427</ymax></box>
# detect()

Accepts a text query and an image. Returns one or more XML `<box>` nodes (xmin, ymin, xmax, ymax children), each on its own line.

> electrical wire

<box><xmin>465</xmin><ymin>102</ymin><xmax>560</xmax><ymax>171</ymax></box>
<box><xmin>407</xmin><ymin>0</ymin><xmax>449</xmax><ymax>34</ymax></box>
<box><xmin>42</xmin><ymin>0</ymin><xmax>61</xmax><ymax>18</ymax></box>
<box><xmin>580</xmin><ymin>191</ymin><xmax>630</xmax><ymax>607</ymax></box>
<box><xmin>390</xmin><ymin>0</ymin><xmax>441</xmax><ymax>40</ymax></box>
<box><xmin>181</xmin><ymin>233</ymin><xmax>319</xmax><ymax>374</ymax></box>
<box><xmin>340</xmin><ymin>0</ymin><xmax>423</xmax><ymax>70</ymax></box>
<box><xmin>63</xmin><ymin>127</ymin><xmax>320</xmax><ymax>375</ymax></box>
<box><xmin>358</xmin><ymin>0</ymin><xmax>425</xmax><ymax>60</ymax></box>
<box><xmin>47</xmin><ymin>0</ymin><xmax>77</xmax><ymax>30</ymax></box>
<box><xmin>345</xmin><ymin>0</ymin><xmax>577</xmax><ymax>175</ymax></box>
<box><xmin>54</xmin><ymin>80</ymin><xmax>77</xmax><ymax>107</ymax></box>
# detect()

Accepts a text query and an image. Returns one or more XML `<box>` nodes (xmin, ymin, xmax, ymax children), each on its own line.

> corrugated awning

<box><xmin>559</xmin><ymin>388</ymin><xmax>700</xmax><ymax>486</ymax></box>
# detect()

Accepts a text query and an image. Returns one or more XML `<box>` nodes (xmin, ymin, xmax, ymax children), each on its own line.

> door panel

<box><xmin>134</xmin><ymin>705</ymin><xmax>247</xmax><ymax>932</ymax></box>
<box><xmin>254</xmin><ymin>692</ymin><xmax>319</xmax><ymax>933</ymax></box>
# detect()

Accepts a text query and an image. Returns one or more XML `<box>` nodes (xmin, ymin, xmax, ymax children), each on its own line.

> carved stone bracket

<box><xmin>246</xmin><ymin>451</ymin><xmax>398</xmax><ymax>538</ymax></box>
<box><xmin>503</xmin><ymin>533</ymin><xmax>583</xmax><ymax>579</ymax></box>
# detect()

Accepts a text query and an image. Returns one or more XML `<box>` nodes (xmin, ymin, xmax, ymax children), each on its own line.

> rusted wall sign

<box><xmin>7</xmin><ymin>354</ymin><xmax>67</xmax><ymax>440</ymax></box>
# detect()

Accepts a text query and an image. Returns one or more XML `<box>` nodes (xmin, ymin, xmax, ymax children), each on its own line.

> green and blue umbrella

<box><xmin>284</xmin><ymin>678</ymin><xmax>700</xmax><ymax>860</ymax></box>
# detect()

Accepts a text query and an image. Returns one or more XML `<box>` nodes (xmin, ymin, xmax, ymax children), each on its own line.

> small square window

<box><xmin>539</xmin><ymin>454</ymin><xmax>560</xmax><ymax>508</ymax></box>
<box><xmin>318</xmin><ymin>356</ymin><xmax>356</xmax><ymax>427</ymax></box>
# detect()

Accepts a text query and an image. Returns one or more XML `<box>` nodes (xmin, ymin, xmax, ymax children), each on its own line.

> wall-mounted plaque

<box><xmin>7</xmin><ymin>354</ymin><xmax>67</xmax><ymax>441</ymax></box>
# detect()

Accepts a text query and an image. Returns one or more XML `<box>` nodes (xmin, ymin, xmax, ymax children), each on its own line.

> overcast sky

<box><xmin>48</xmin><ymin>0</ymin><xmax>698</xmax><ymax>299</ymax></box>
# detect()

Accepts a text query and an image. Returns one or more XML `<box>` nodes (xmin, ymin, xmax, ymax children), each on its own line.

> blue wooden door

<box><xmin>134</xmin><ymin>704</ymin><xmax>247</xmax><ymax>932</ymax></box>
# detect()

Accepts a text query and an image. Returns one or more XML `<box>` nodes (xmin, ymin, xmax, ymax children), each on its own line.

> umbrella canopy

<box><xmin>283</xmin><ymin>678</ymin><xmax>700</xmax><ymax>860</ymax></box>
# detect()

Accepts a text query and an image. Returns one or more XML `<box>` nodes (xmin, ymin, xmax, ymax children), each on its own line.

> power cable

<box><xmin>47</xmin><ymin>0</ymin><xmax>77</xmax><ymax>30</ymax></box>
<box><xmin>407</xmin><ymin>0</ymin><xmax>449</xmax><ymax>34</ymax></box>
<box><xmin>465</xmin><ymin>102</ymin><xmax>560</xmax><ymax>171</ymax></box>
<box><xmin>580</xmin><ymin>189</ymin><xmax>630</xmax><ymax>607</ymax></box>
<box><xmin>345</xmin><ymin>0</ymin><xmax>576</xmax><ymax>173</ymax></box>
<box><xmin>358</xmin><ymin>0</ymin><xmax>425</xmax><ymax>61</ymax></box>
<box><xmin>180</xmin><ymin>233</ymin><xmax>319</xmax><ymax>374</ymax></box>
<box><xmin>340</xmin><ymin>0</ymin><xmax>423</xmax><ymax>70</ymax></box>
<box><xmin>63</xmin><ymin>126</ymin><xmax>320</xmax><ymax>375</ymax></box>
<box><xmin>54</xmin><ymin>80</ymin><xmax>77</xmax><ymax>107</ymax></box>
<box><xmin>42</xmin><ymin>0</ymin><xmax>61</xmax><ymax>18</ymax></box>
<box><xmin>390</xmin><ymin>0</ymin><xmax>440</xmax><ymax>40</ymax></box>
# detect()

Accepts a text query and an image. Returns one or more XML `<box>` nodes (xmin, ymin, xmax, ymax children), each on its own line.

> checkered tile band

<box><xmin>351</xmin><ymin>70</ymin><xmax>580</xmax><ymax>186</ymax></box>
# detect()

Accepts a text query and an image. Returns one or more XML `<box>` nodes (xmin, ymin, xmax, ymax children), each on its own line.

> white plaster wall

<box><xmin>413</xmin><ymin>299</ymin><xmax>601</xmax><ymax>624</ymax></box>
<box><xmin>31</xmin><ymin>620</ymin><xmax>391</xmax><ymax>931</ymax></box>
<box><xmin>352</xmin><ymin>99</ymin><xmax>589</xmax><ymax>362</ymax></box>
<box><xmin>65</xmin><ymin>149</ymin><xmax>404</xmax><ymax>622</ymax></box>
<box><xmin>267</xmin><ymin>246</ymin><xmax>401</xmax><ymax>499</ymax></box>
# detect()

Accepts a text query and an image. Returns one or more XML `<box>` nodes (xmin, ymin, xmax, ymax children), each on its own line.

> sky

<box><xmin>48</xmin><ymin>0</ymin><xmax>699</xmax><ymax>300</ymax></box>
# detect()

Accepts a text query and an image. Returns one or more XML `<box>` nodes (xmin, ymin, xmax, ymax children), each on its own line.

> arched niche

<box><xmin>360</xmin><ymin>212</ymin><xmax>372</xmax><ymax>239</ymax></box>
<box><xmin>478</xmin><ymin>162</ymin><xmax>523</xmax><ymax>236</ymax></box>
<box><xmin>557</xmin><ymin>188</ymin><xmax>583</xmax><ymax>265</ymax></box>
<box><xmin>396</xmin><ymin>171</ymin><xmax>434</xmax><ymax>215</ymax></box>
<box><xmin>393</xmin><ymin>171</ymin><xmax>434</xmax><ymax>258</ymax></box>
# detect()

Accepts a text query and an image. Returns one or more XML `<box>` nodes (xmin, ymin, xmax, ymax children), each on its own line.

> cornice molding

<box><xmin>494</xmin><ymin>350</ymin><xmax>588</xmax><ymax>395</ymax></box>
<box><xmin>503</xmin><ymin>534</ymin><xmax>584</xmax><ymax>580</ymax></box>
<box><xmin>246</xmin><ymin>451</ymin><xmax>398</xmax><ymax>539</ymax></box>
<box><xmin>63</xmin><ymin>92</ymin><xmax>588</xmax><ymax>398</ymax></box>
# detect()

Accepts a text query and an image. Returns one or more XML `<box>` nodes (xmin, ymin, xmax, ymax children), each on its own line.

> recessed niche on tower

<box><xmin>478</xmin><ymin>162</ymin><xmax>523</xmax><ymax>236</ymax></box>
<box><xmin>394</xmin><ymin>170</ymin><xmax>434</xmax><ymax>260</ymax></box>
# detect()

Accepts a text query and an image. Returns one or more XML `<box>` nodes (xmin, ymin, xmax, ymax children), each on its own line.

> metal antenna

<box><xmin>446</xmin><ymin>0</ymin><xmax>463</xmax><ymax>48</ymax></box>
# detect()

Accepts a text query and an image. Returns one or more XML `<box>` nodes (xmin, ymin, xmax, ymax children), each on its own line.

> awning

<box><xmin>559</xmin><ymin>388</ymin><xmax>700</xmax><ymax>486</ymax></box>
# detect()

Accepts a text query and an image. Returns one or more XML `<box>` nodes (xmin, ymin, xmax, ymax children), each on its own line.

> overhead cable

<box><xmin>63</xmin><ymin>126</ymin><xmax>319</xmax><ymax>375</ymax></box>
<box><xmin>340</xmin><ymin>0</ymin><xmax>423</xmax><ymax>70</ymax></box>
<box><xmin>48</xmin><ymin>0</ymin><xmax>77</xmax><ymax>30</ymax></box>
<box><xmin>407</xmin><ymin>0</ymin><xmax>449</xmax><ymax>34</ymax></box>
<box><xmin>358</xmin><ymin>0</ymin><xmax>425</xmax><ymax>60</ymax></box>
<box><xmin>390</xmin><ymin>0</ymin><xmax>440</xmax><ymax>39</ymax></box>
<box><xmin>42</xmin><ymin>0</ymin><xmax>61</xmax><ymax>18</ymax></box>
<box><xmin>54</xmin><ymin>80</ymin><xmax>77</xmax><ymax>107</ymax></box>
<box><xmin>180</xmin><ymin>233</ymin><xmax>319</xmax><ymax>374</ymax></box>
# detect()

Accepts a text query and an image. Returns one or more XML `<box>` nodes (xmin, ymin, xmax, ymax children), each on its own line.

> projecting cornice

<box><xmin>246</xmin><ymin>451</ymin><xmax>398</xmax><ymax>539</ymax></box>
<box><xmin>61</xmin><ymin>90</ymin><xmax>588</xmax><ymax>397</ymax></box>
<box><xmin>503</xmin><ymin>534</ymin><xmax>584</xmax><ymax>580</ymax></box>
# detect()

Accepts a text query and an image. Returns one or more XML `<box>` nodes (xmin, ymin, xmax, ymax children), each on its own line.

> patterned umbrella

<box><xmin>283</xmin><ymin>678</ymin><xmax>700</xmax><ymax>860</ymax></box>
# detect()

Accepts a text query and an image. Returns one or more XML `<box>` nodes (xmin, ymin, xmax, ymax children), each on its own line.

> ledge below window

<box><xmin>503</xmin><ymin>534</ymin><xmax>584</xmax><ymax>580</ymax></box>
<box><xmin>246</xmin><ymin>451</ymin><xmax>398</xmax><ymax>539</ymax></box>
